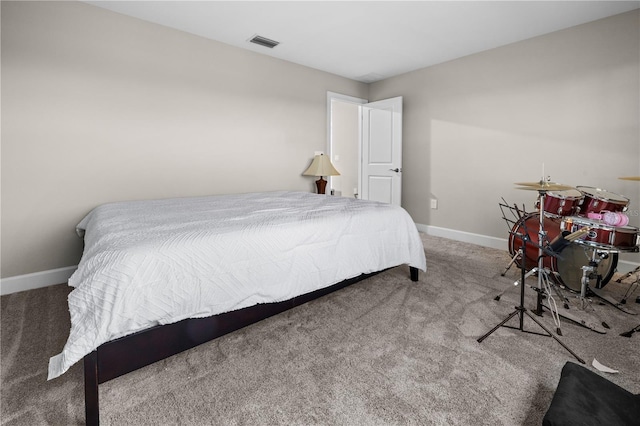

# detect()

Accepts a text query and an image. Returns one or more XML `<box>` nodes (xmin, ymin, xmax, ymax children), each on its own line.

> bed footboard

<box><xmin>83</xmin><ymin>266</ymin><xmax>419</xmax><ymax>425</ymax></box>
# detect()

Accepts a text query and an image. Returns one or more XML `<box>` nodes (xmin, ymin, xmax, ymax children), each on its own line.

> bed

<box><xmin>47</xmin><ymin>191</ymin><xmax>426</xmax><ymax>425</ymax></box>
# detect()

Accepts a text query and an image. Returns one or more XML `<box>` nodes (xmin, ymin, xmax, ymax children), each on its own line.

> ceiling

<box><xmin>87</xmin><ymin>1</ymin><xmax>640</xmax><ymax>83</ymax></box>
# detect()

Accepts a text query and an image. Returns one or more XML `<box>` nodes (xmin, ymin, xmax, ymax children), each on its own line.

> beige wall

<box><xmin>0</xmin><ymin>1</ymin><xmax>368</xmax><ymax>278</ymax></box>
<box><xmin>3</xmin><ymin>3</ymin><xmax>639</xmax><ymax>282</ymax></box>
<box><xmin>370</xmin><ymin>10</ymin><xmax>640</xmax><ymax>263</ymax></box>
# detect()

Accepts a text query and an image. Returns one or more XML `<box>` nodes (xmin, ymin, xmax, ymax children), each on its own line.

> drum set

<box><xmin>499</xmin><ymin>177</ymin><xmax>640</xmax><ymax>334</ymax></box>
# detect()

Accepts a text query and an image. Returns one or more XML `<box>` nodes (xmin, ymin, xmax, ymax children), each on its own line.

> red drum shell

<box><xmin>577</xmin><ymin>186</ymin><xmax>629</xmax><ymax>215</ymax></box>
<box><xmin>508</xmin><ymin>213</ymin><xmax>561</xmax><ymax>271</ymax></box>
<box><xmin>543</xmin><ymin>189</ymin><xmax>583</xmax><ymax>217</ymax></box>
<box><xmin>561</xmin><ymin>216</ymin><xmax>640</xmax><ymax>252</ymax></box>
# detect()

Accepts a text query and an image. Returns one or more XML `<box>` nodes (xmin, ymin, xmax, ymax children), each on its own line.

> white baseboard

<box><xmin>416</xmin><ymin>223</ymin><xmax>640</xmax><ymax>275</ymax></box>
<box><xmin>417</xmin><ymin>224</ymin><xmax>508</xmax><ymax>251</ymax></box>
<box><xmin>618</xmin><ymin>260</ymin><xmax>640</xmax><ymax>275</ymax></box>
<box><xmin>0</xmin><ymin>266</ymin><xmax>76</xmax><ymax>296</ymax></box>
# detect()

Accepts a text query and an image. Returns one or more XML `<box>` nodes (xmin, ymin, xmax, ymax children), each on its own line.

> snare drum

<box><xmin>561</xmin><ymin>216</ymin><xmax>640</xmax><ymax>252</ymax></box>
<box><xmin>542</xmin><ymin>189</ymin><xmax>583</xmax><ymax>217</ymax></box>
<box><xmin>577</xmin><ymin>186</ymin><xmax>629</xmax><ymax>215</ymax></box>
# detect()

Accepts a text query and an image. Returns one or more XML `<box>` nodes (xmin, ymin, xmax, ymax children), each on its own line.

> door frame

<box><xmin>326</xmin><ymin>92</ymin><xmax>367</xmax><ymax>196</ymax></box>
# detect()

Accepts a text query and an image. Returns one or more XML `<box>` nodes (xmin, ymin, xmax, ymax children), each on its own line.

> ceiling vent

<box><xmin>249</xmin><ymin>35</ymin><xmax>280</xmax><ymax>49</ymax></box>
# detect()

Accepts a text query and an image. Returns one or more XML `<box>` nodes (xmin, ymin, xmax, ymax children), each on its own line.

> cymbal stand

<box><xmin>616</xmin><ymin>265</ymin><xmax>639</xmax><ymax>305</ymax></box>
<box><xmin>620</xmin><ymin>277</ymin><xmax>639</xmax><ymax>305</ymax></box>
<box><xmin>585</xmin><ymin>249</ymin><xmax>638</xmax><ymax>316</ymax></box>
<box><xmin>495</xmin><ymin>192</ymin><xmax>565</xmax><ymax>331</ymax></box>
<box><xmin>477</xmin><ymin>230</ymin><xmax>585</xmax><ymax>364</ymax></box>
<box><xmin>535</xmin><ymin>263</ymin><xmax>563</xmax><ymax>332</ymax></box>
<box><xmin>496</xmin><ymin>262</ymin><xmax>569</xmax><ymax>309</ymax></box>
<box><xmin>615</xmin><ymin>266</ymin><xmax>640</xmax><ymax>284</ymax></box>
<box><xmin>532</xmin><ymin>190</ymin><xmax>563</xmax><ymax>333</ymax></box>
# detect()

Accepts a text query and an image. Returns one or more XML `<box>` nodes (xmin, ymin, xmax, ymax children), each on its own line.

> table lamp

<box><xmin>303</xmin><ymin>154</ymin><xmax>340</xmax><ymax>194</ymax></box>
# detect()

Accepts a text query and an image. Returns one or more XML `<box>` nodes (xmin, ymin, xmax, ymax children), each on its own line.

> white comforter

<box><xmin>48</xmin><ymin>191</ymin><xmax>426</xmax><ymax>380</ymax></box>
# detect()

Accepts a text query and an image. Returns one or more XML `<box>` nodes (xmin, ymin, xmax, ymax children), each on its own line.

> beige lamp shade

<box><xmin>302</xmin><ymin>154</ymin><xmax>340</xmax><ymax>177</ymax></box>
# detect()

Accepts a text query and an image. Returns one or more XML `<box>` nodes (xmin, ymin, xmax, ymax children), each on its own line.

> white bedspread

<box><xmin>48</xmin><ymin>191</ymin><xmax>426</xmax><ymax>380</ymax></box>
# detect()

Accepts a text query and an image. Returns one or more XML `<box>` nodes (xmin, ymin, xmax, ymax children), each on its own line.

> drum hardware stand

<box><xmin>495</xmin><ymin>256</ymin><xmax>556</xmax><ymax>302</ymax></box>
<box><xmin>620</xmin><ymin>323</ymin><xmax>640</xmax><ymax>337</ymax></box>
<box><xmin>496</xmin><ymin>252</ymin><xmax>570</xmax><ymax>312</ymax></box>
<box><xmin>497</xmin><ymin>190</ymin><xmax>566</xmax><ymax>334</ymax></box>
<box><xmin>575</xmin><ymin>256</ymin><xmax>611</xmax><ymax>329</ymax></box>
<box><xmin>478</xmin><ymin>231</ymin><xmax>585</xmax><ymax>364</ymax></box>
<box><xmin>495</xmin><ymin>262</ymin><xmax>531</xmax><ymax>302</ymax></box>
<box><xmin>498</xmin><ymin>199</ymin><xmax>528</xmax><ymax>278</ymax></box>
<box><xmin>579</xmin><ymin>248</ymin><xmax>638</xmax><ymax>315</ymax></box>
<box><xmin>531</xmin><ymin>264</ymin><xmax>563</xmax><ymax>332</ymax></box>
<box><xmin>538</xmin><ymin>296</ymin><xmax>609</xmax><ymax>334</ymax></box>
<box><xmin>579</xmin><ymin>254</ymin><xmax>602</xmax><ymax>311</ymax></box>
<box><xmin>536</xmin><ymin>248</ymin><xmax>610</xmax><ymax>334</ymax></box>
<box><xmin>533</xmin><ymin>189</ymin><xmax>565</xmax><ymax>333</ymax></box>
<box><xmin>615</xmin><ymin>266</ymin><xmax>639</xmax><ymax>283</ymax></box>
<box><xmin>619</xmin><ymin>279</ymin><xmax>639</xmax><ymax>305</ymax></box>
<box><xmin>616</xmin><ymin>267</ymin><xmax>640</xmax><ymax>305</ymax></box>
<box><xmin>543</xmin><ymin>274</ymin><xmax>573</xmax><ymax>310</ymax></box>
<box><xmin>589</xmin><ymin>286</ymin><xmax>638</xmax><ymax>316</ymax></box>
<box><xmin>500</xmin><ymin>252</ymin><xmax>521</xmax><ymax>279</ymax></box>
<box><xmin>532</xmin><ymin>189</ymin><xmax>608</xmax><ymax>334</ymax></box>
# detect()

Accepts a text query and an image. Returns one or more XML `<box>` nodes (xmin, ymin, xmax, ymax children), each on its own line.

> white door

<box><xmin>360</xmin><ymin>97</ymin><xmax>403</xmax><ymax>205</ymax></box>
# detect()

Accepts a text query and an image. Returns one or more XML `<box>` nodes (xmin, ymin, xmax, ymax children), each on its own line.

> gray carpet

<box><xmin>2</xmin><ymin>234</ymin><xmax>639</xmax><ymax>425</ymax></box>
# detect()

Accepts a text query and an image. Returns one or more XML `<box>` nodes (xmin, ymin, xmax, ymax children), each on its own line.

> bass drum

<box><xmin>555</xmin><ymin>244</ymin><xmax>618</xmax><ymax>292</ymax></box>
<box><xmin>508</xmin><ymin>213</ymin><xmax>561</xmax><ymax>271</ymax></box>
<box><xmin>507</xmin><ymin>213</ymin><xmax>617</xmax><ymax>291</ymax></box>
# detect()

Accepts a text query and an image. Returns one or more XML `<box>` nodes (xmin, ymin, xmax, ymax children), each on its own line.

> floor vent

<box><xmin>249</xmin><ymin>35</ymin><xmax>280</xmax><ymax>49</ymax></box>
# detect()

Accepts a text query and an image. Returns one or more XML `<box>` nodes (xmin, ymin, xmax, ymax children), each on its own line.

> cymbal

<box><xmin>619</xmin><ymin>176</ymin><xmax>640</xmax><ymax>181</ymax></box>
<box><xmin>514</xmin><ymin>181</ymin><xmax>575</xmax><ymax>191</ymax></box>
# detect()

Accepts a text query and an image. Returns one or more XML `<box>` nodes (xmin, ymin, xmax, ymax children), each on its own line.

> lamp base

<box><xmin>315</xmin><ymin>177</ymin><xmax>327</xmax><ymax>194</ymax></box>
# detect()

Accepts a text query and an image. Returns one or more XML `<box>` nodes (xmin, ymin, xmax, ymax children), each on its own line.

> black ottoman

<box><xmin>543</xmin><ymin>361</ymin><xmax>640</xmax><ymax>426</ymax></box>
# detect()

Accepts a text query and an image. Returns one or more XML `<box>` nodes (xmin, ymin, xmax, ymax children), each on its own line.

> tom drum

<box><xmin>577</xmin><ymin>186</ymin><xmax>629</xmax><ymax>215</ymax></box>
<box><xmin>542</xmin><ymin>189</ymin><xmax>584</xmax><ymax>217</ymax></box>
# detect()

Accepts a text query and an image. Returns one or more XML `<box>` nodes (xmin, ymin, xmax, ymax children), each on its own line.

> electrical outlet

<box><xmin>431</xmin><ymin>199</ymin><xmax>438</xmax><ymax>209</ymax></box>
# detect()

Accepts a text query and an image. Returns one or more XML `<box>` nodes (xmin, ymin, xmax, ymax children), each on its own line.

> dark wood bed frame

<box><xmin>83</xmin><ymin>266</ymin><xmax>419</xmax><ymax>425</ymax></box>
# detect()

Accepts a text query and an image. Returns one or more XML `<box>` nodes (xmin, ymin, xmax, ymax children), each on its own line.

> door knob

<box><xmin>389</xmin><ymin>168</ymin><xmax>401</xmax><ymax>173</ymax></box>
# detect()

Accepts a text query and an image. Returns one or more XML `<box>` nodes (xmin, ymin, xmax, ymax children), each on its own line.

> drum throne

<box><xmin>543</xmin><ymin>361</ymin><xmax>640</xmax><ymax>426</ymax></box>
